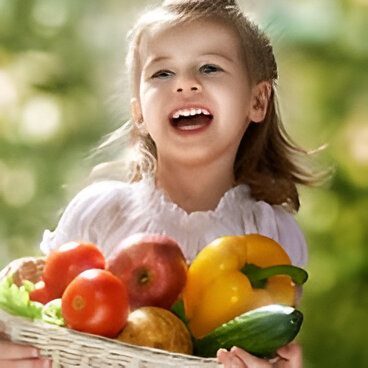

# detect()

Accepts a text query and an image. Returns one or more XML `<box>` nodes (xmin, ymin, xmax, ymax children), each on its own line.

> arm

<box><xmin>0</xmin><ymin>340</ymin><xmax>51</xmax><ymax>367</ymax></box>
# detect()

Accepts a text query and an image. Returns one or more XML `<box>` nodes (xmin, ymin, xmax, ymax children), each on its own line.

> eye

<box><xmin>151</xmin><ymin>70</ymin><xmax>174</xmax><ymax>79</ymax></box>
<box><xmin>200</xmin><ymin>64</ymin><xmax>224</xmax><ymax>74</ymax></box>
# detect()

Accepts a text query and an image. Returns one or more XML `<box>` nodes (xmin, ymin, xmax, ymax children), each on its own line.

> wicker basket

<box><xmin>0</xmin><ymin>257</ymin><xmax>221</xmax><ymax>368</ymax></box>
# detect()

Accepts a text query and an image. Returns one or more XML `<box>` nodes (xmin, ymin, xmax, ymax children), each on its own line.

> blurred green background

<box><xmin>0</xmin><ymin>0</ymin><xmax>367</xmax><ymax>366</ymax></box>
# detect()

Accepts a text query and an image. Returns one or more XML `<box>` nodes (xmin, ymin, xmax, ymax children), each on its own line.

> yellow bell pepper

<box><xmin>182</xmin><ymin>234</ymin><xmax>307</xmax><ymax>338</ymax></box>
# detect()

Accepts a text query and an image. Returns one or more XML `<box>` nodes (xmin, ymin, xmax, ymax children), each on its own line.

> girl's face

<box><xmin>133</xmin><ymin>18</ymin><xmax>265</xmax><ymax>169</ymax></box>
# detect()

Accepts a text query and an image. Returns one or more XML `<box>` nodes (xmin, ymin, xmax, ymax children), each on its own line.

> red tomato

<box><xmin>29</xmin><ymin>281</ymin><xmax>59</xmax><ymax>304</ymax></box>
<box><xmin>61</xmin><ymin>269</ymin><xmax>129</xmax><ymax>337</ymax></box>
<box><xmin>42</xmin><ymin>241</ymin><xmax>105</xmax><ymax>297</ymax></box>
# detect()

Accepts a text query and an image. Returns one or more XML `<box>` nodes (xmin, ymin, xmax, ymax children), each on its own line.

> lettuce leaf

<box><xmin>0</xmin><ymin>275</ymin><xmax>43</xmax><ymax>319</ymax></box>
<box><xmin>42</xmin><ymin>298</ymin><xmax>64</xmax><ymax>326</ymax></box>
<box><xmin>0</xmin><ymin>275</ymin><xmax>65</xmax><ymax>327</ymax></box>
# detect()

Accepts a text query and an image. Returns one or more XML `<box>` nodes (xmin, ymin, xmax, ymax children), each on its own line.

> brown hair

<box><xmin>95</xmin><ymin>0</ymin><xmax>325</xmax><ymax>212</ymax></box>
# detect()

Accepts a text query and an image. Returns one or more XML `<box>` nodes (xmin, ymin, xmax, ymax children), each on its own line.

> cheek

<box><xmin>140</xmin><ymin>83</ymin><xmax>167</xmax><ymax>108</ymax></box>
<box><xmin>233</xmin><ymin>86</ymin><xmax>252</xmax><ymax>114</ymax></box>
<box><xmin>139</xmin><ymin>89</ymin><xmax>157</xmax><ymax>117</ymax></box>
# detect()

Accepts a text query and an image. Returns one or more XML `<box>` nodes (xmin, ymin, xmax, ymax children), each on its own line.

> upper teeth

<box><xmin>172</xmin><ymin>108</ymin><xmax>211</xmax><ymax>119</ymax></box>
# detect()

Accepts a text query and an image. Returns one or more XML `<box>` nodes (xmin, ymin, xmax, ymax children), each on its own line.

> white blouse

<box><xmin>40</xmin><ymin>177</ymin><xmax>308</xmax><ymax>266</ymax></box>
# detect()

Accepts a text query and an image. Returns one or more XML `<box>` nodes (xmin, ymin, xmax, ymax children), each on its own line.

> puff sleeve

<box><xmin>39</xmin><ymin>181</ymin><xmax>127</xmax><ymax>255</ymax></box>
<box><xmin>252</xmin><ymin>201</ymin><xmax>308</xmax><ymax>267</ymax></box>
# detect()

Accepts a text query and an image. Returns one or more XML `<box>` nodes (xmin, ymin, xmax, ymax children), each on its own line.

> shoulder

<box><xmin>250</xmin><ymin>200</ymin><xmax>308</xmax><ymax>267</ymax></box>
<box><xmin>40</xmin><ymin>180</ymin><xmax>136</xmax><ymax>255</ymax></box>
<box><xmin>216</xmin><ymin>185</ymin><xmax>308</xmax><ymax>266</ymax></box>
<box><xmin>64</xmin><ymin>180</ymin><xmax>135</xmax><ymax>211</ymax></box>
<box><xmin>72</xmin><ymin>180</ymin><xmax>132</xmax><ymax>201</ymax></box>
<box><xmin>52</xmin><ymin>179</ymin><xmax>134</xmax><ymax>230</ymax></box>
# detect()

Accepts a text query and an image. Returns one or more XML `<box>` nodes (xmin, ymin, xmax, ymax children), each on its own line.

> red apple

<box><xmin>106</xmin><ymin>233</ymin><xmax>187</xmax><ymax>310</ymax></box>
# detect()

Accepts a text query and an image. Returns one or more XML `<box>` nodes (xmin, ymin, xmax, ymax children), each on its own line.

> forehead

<box><xmin>139</xmin><ymin>18</ymin><xmax>243</xmax><ymax>62</ymax></box>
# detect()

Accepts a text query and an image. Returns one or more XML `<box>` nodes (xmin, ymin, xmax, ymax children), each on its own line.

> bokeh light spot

<box><xmin>299</xmin><ymin>189</ymin><xmax>340</xmax><ymax>233</ymax></box>
<box><xmin>333</xmin><ymin>110</ymin><xmax>368</xmax><ymax>188</ymax></box>
<box><xmin>20</xmin><ymin>96</ymin><xmax>61</xmax><ymax>142</ymax></box>
<box><xmin>32</xmin><ymin>0</ymin><xmax>68</xmax><ymax>30</ymax></box>
<box><xmin>1</xmin><ymin>166</ymin><xmax>36</xmax><ymax>207</ymax></box>
<box><xmin>348</xmin><ymin>123</ymin><xmax>368</xmax><ymax>165</ymax></box>
<box><xmin>0</xmin><ymin>70</ymin><xmax>18</xmax><ymax>109</ymax></box>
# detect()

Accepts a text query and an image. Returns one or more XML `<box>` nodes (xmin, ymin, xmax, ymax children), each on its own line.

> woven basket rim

<box><xmin>0</xmin><ymin>308</ymin><xmax>217</xmax><ymax>363</ymax></box>
<box><xmin>0</xmin><ymin>257</ymin><xmax>221</xmax><ymax>367</ymax></box>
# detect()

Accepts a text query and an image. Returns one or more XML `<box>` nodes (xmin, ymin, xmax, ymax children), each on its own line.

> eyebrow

<box><xmin>203</xmin><ymin>52</ymin><xmax>235</xmax><ymax>63</ymax></box>
<box><xmin>144</xmin><ymin>52</ymin><xmax>235</xmax><ymax>69</ymax></box>
<box><xmin>146</xmin><ymin>56</ymin><xmax>171</xmax><ymax>66</ymax></box>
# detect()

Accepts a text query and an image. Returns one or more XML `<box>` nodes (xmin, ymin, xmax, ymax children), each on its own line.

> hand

<box><xmin>217</xmin><ymin>342</ymin><xmax>303</xmax><ymax>368</ymax></box>
<box><xmin>0</xmin><ymin>340</ymin><xmax>51</xmax><ymax>368</ymax></box>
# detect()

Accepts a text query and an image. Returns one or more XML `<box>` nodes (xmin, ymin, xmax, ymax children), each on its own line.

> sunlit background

<box><xmin>0</xmin><ymin>0</ymin><xmax>367</xmax><ymax>367</ymax></box>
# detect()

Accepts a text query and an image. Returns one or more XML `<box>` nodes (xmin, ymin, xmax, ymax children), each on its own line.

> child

<box><xmin>0</xmin><ymin>0</ymin><xmax>320</xmax><ymax>366</ymax></box>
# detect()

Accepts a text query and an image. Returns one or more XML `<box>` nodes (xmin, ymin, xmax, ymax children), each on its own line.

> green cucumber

<box><xmin>194</xmin><ymin>304</ymin><xmax>303</xmax><ymax>358</ymax></box>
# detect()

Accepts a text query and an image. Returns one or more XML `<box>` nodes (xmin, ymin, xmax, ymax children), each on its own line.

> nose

<box><xmin>175</xmin><ymin>75</ymin><xmax>202</xmax><ymax>95</ymax></box>
<box><xmin>177</xmin><ymin>86</ymin><xmax>200</xmax><ymax>93</ymax></box>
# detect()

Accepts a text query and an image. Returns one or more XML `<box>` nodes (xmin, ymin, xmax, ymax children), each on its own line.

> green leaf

<box><xmin>22</xmin><ymin>280</ymin><xmax>37</xmax><ymax>293</ymax></box>
<box><xmin>171</xmin><ymin>299</ymin><xmax>189</xmax><ymax>325</ymax></box>
<box><xmin>41</xmin><ymin>299</ymin><xmax>65</xmax><ymax>326</ymax></box>
<box><xmin>0</xmin><ymin>275</ymin><xmax>43</xmax><ymax>319</ymax></box>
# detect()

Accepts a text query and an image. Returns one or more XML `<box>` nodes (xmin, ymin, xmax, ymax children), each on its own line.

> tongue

<box><xmin>174</xmin><ymin>115</ymin><xmax>212</xmax><ymax>130</ymax></box>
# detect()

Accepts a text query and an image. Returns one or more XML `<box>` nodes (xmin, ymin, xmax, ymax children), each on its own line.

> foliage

<box><xmin>0</xmin><ymin>0</ymin><xmax>367</xmax><ymax>366</ymax></box>
<box><xmin>0</xmin><ymin>275</ymin><xmax>42</xmax><ymax>319</ymax></box>
<box><xmin>0</xmin><ymin>275</ymin><xmax>64</xmax><ymax>325</ymax></box>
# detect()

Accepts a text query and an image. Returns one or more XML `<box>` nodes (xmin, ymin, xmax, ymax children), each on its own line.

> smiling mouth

<box><xmin>170</xmin><ymin>113</ymin><xmax>213</xmax><ymax>131</ymax></box>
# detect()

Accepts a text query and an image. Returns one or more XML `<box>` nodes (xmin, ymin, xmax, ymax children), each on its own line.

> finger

<box><xmin>231</xmin><ymin>354</ymin><xmax>249</xmax><ymax>368</ymax></box>
<box><xmin>231</xmin><ymin>347</ymin><xmax>272</xmax><ymax>368</ymax></box>
<box><xmin>276</xmin><ymin>343</ymin><xmax>303</xmax><ymax>368</ymax></box>
<box><xmin>217</xmin><ymin>348</ymin><xmax>228</xmax><ymax>362</ymax></box>
<box><xmin>0</xmin><ymin>341</ymin><xmax>39</xmax><ymax>360</ymax></box>
<box><xmin>277</xmin><ymin>342</ymin><xmax>299</xmax><ymax>359</ymax></box>
<box><xmin>0</xmin><ymin>358</ymin><xmax>51</xmax><ymax>368</ymax></box>
<box><xmin>268</xmin><ymin>356</ymin><xmax>281</xmax><ymax>364</ymax></box>
<box><xmin>217</xmin><ymin>349</ymin><xmax>234</xmax><ymax>367</ymax></box>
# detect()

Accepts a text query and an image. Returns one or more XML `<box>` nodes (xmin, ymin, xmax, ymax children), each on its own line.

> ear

<box><xmin>131</xmin><ymin>97</ymin><xmax>143</xmax><ymax>124</ymax></box>
<box><xmin>131</xmin><ymin>97</ymin><xmax>149</xmax><ymax>136</ymax></box>
<box><xmin>249</xmin><ymin>81</ymin><xmax>272</xmax><ymax>123</ymax></box>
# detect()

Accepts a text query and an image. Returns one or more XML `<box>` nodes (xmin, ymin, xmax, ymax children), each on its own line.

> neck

<box><xmin>155</xmin><ymin>160</ymin><xmax>235</xmax><ymax>213</ymax></box>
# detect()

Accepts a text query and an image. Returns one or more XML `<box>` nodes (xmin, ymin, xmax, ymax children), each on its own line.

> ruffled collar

<box><xmin>138</xmin><ymin>175</ymin><xmax>252</xmax><ymax>218</ymax></box>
